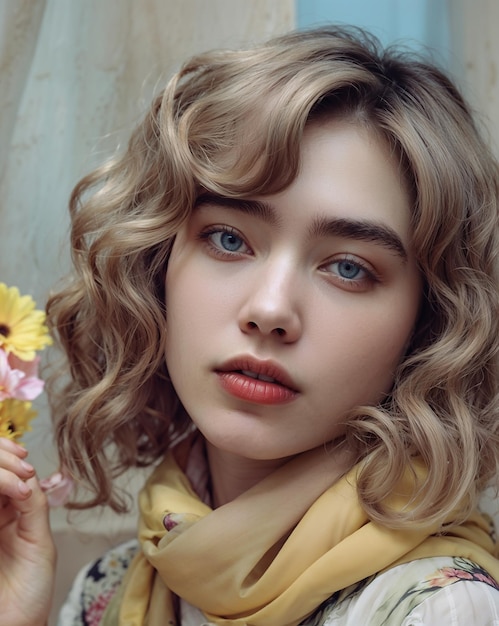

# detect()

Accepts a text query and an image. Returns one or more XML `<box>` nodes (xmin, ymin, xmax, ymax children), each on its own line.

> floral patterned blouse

<box><xmin>58</xmin><ymin>539</ymin><xmax>499</xmax><ymax>626</ymax></box>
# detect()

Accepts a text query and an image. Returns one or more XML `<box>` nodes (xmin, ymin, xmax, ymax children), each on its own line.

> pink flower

<box><xmin>427</xmin><ymin>567</ymin><xmax>474</xmax><ymax>587</ymax></box>
<box><xmin>0</xmin><ymin>348</ymin><xmax>44</xmax><ymax>401</ymax></box>
<box><xmin>85</xmin><ymin>590</ymin><xmax>116</xmax><ymax>625</ymax></box>
<box><xmin>40</xmin><ymin>470</ymin><xmax>74</xmax><ymax>507</ymax></box>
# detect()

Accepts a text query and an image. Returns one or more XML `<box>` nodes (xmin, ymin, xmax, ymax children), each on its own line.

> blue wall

<box><xmin>296</xmin><ymin>0</ymin><xmax>451</xmax><ymax>66</ymax></box>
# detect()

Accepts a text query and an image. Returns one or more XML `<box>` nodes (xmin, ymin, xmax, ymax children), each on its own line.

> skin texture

<box><xmin>0</xmin><ymin>437</ymin><xmax>55</xmax><ymax>626</ymax></box>
<box><xmin>165</xmin><ymin>119</ymin><xmax>422</xmax><ymax>506</ymax></box>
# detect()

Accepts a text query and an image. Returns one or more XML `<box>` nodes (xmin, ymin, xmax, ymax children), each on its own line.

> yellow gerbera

<box><xmin>0</xmin><ymin>418</ymin><xmax>12</xmax><ymax>439</ymax></box>
<box><xmin>0</xmin><ymin>283</ymin><xmax>52</xmax><ymax>361</ymax></box>
<box><xmin>0</xmin><ymin>398</ymin><xmax>36</xmax><ymax>440</ymax></box>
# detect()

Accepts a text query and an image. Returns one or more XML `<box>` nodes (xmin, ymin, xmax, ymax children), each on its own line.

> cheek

<box><xmin>362</xmin><ymin>303</ymin><xmax>417</xmax><ymax>360</ymax></box>
<box><xmin>314</xmin><ymin>292</ymin><xmax>417</xmax><ymax>353</ymax></box>
<box><xmin>355</xmin><ymin>303</ymin><xmax>419</xmax><ymax>390</ymax></box>
<box><xmin>311</xmin><ymin>294</ymin><xmax>419</xmax><ymax>398</ymax></box>
<box><xmin>165</xmin><ymin>258</ymin><xmax>222</xmax><ymax>367</ymax></box>
<box><xmin>165</xmin><ymin>260</ymin><xmax>189</xmax><ymax>360</ymax></box>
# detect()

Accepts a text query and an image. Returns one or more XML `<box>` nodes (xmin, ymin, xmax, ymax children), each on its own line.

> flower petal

<box><xmin>0</xmin><ymin>283</ymin><xmax>52</xmax><ymax>359</ymax></box>
<box><xmin>40</xmin><ymin>471</ymin><xmax>74</xmax><ymax>507</ymax></box>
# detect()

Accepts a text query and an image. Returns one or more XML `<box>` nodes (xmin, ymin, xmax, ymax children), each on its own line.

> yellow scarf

<box><xmin>103</xmin><ymin>448</ymin><xmax>499</xmax><ymax>626</ymax></box>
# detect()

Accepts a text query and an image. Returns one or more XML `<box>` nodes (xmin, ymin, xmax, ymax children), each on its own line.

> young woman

<box><xmin>1</xmin><ymin>26</ymin><xmax>498</xmax><ymax>626</ymax></box>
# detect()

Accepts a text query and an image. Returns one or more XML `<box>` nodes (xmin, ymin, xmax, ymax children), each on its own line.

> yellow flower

<box><xmin>0</xmin><ymin>398</ymin><xmax>37</xmax><ymax>441</ymax></box>
<box><xmin>0</xmin><ymin>418</ymin><xmax>12</xmax><ymax>439</ymax></box>
<box><xmin>0</xmin><ymin>283</ymin><xmax>52</xmax><ymax>361</ymax></box>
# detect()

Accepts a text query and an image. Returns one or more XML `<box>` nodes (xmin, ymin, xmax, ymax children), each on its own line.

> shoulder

<box><xmin>303</xmin><ymin>557</ymin><xmax>499</xmax><ymax>626</ymax></box>
<box><xmin>57</xmin><ymin>538</ymin><xmax>139</xmax><ymax>626</ymax></box>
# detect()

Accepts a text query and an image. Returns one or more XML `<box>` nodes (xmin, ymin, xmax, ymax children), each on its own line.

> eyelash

<box><xmin>198</xmin><ymin>226</ymin><xmax>379</xmax><ymax>290</ymax></box>
<box><xmin>319</xmin><ymin>256</ymin><xmax>379</xmax><ymax>290</ymax></box>
<box><xmin>198</xmin><ymin>226</ymin><xmax>252</xmax><ymax>259</ymax></box>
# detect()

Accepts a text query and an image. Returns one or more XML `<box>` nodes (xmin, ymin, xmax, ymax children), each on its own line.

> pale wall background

<box><xmin>449</xmin><ymin>0</ymin><xmax>499</xmax><ymax>156</ymax></box>
<box><xmin>0</xmin><ymin>1</ymin><xmax>498</xmax><ymax>623</ymax></box>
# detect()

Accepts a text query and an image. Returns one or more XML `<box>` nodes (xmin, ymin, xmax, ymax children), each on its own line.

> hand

<box><xmin>0</xmin><ymin>437</ymin><xmax>56</xmax><ymax>626</ymax></box>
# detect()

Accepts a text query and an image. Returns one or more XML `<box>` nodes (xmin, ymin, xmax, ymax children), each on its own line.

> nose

<box><xmin>238</xmin><ymin>260</ymin><xmax>302</xmax><ymax>343</ymax></box>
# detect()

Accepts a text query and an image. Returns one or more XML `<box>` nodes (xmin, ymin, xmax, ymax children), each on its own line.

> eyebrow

<box><xmin>196</xmin><ymin>194</ymin><xmax>280</xmax><ymax>226</ymax></box>
<box><xmin>310</xmin><ymin>216</ymin><xmax>408</xmax><ymax>261</ymax></box>
<box><xmin>196</xmin><ymin>194</ymin><xmax>408</xmax><ymax>261</ymax></box>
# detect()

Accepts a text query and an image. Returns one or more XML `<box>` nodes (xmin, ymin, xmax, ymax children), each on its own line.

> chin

<box><xmin>206</xmin><ymin>433</ymin><xmax>303</xmax><ymax>462</ymax></box>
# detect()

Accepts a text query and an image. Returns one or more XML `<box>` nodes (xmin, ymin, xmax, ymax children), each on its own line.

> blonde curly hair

<box><xmin>47</xmin><ymin>26</ymin><xmax>499</xmax><ymax>528</ymax></box>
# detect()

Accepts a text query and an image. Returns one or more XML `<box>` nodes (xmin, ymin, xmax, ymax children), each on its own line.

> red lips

<box><xmin>215</xmin><ymin>357</ymin><xmax>299</xmax><ymax>405</ymax></box>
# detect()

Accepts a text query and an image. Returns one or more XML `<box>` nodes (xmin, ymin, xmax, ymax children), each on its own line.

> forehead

<box><xmin>192</xmin><ymin>118</ymin><xmax>414</xmax><ymax>265</ymax></box>
<box><xmin>270</xmin><ymin>118</ymin><xmax>413</xmax><ymax>239</ymax></box>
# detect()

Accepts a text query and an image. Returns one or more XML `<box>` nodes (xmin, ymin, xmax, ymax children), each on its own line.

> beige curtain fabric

<box><xmin>448</xmin><ymin>0</ymin><xmax>499</xmax><ymax>156</ymax></box>
<box><xmin>0</xmin><ymin>0</ymin><xmax>295</xmax><ymax>304</ymax></box>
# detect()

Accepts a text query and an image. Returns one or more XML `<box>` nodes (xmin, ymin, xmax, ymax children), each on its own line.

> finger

<box><xmin>0</xmin><ymin>501</ymin><xmax>18</xmax><ymax>531</ymax></box>
<box><xmin>0</xmin><ymin>438</ymin><xmax>34</xmax><ymax>478</ymax></box>
<box><xmin>0</xmin><ymin>466</ymin><xmax>35</xmax><ymax>501</ymax></box>
<box><xmin>13</xmin><ymin>476</ymin><xmax>54</xmax><ymax>548</ymax></box>
<box><xmin>0</xmin><ymin>451</ymin><xmax>35</xmax><ymax>480</ymax></box>
<box><xmin>0</xmin><ymin>437</ymin><xmax>28</xmax><ymax>458</ymax></box>
<box><xmin>0</xmin><ymin>443</ymin><xmax>36</xmax><ymax>500</ymax></box>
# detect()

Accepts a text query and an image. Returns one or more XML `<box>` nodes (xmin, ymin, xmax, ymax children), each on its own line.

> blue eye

<box><xmin>199</xmin><ymin>226</ymin><xmax>251</xmax><ymax>257</ymax></box>
<box><xmin>320</xmin><ymin>256</ymin><xmax>377</xmax><ymax>291</ymax></box>
<box><xmin>219</xmin><ymin>231</ymin><xmax>243</xmax><ymax>252</ymax></box>
<box><xmin>337</xmin><ymin>260</ymin><xmax>362</xmax><ymax>280</ymax></box>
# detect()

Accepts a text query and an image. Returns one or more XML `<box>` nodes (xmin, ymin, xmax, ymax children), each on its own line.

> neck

<box><xmin>206</xmin><ymin>441</ymin><xmax>291</xmax><ymax>507</ymax></box>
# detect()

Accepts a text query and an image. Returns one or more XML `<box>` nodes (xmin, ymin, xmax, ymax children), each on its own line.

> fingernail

<box><xmin>18</xmin><ymin>480</ymin><xmax>31</xmax><ymax>496</ymax></box>
<box><xmin>20</xmin><ymin>460</ymin><xmax>34</xmax><ymax>474</ymax></box>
